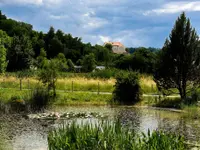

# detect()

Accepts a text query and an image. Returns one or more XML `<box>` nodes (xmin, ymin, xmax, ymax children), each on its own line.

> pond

<box><xmin>1</xmin><ymin>105</ymin><xmax>200</xmax><ymax>150</ymax></box>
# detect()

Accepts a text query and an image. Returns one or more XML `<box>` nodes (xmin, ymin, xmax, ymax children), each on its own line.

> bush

<box><xmin>89</xmin><ymin>68</ymin><xmax>117</xmax><ymax>79</ymax></box>
<box><xmin>113</xmin><ymin>72</ymin><xmax>142</xmax><ymax>105</ymax></box>
<box><xmin>9</xmin><ymin>95</ymin><xmax>26</xmax><ymax>112</ymax></box>
<box><xmin>185</xmin><ymin>89</ymin><xmax>200</xmax><ymax>105</ymax></box>
<box><xmin>28</xmin><ymin>88</ymin><xmax>51</xmax><ymax>111</ymax></box>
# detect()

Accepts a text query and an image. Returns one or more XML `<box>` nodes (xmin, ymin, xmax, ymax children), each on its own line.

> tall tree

<box><xmin>82</xmin><ymin>53</ymin><xmax>96</xmax><ymax>72</ymax></box>
<box><xmin>7</xmin><ymin>35</ymin><xmax>34</xmax><ymax>71</ymax></box>
<box><xmin>154</xmin><ymin>12</ymin><xmax>200</xmax><ymax>101</ymax></box>
<box><xmin>0</xmin><ymin>30</ymin><xmax>11</xmax><ymax>73</ymax></box>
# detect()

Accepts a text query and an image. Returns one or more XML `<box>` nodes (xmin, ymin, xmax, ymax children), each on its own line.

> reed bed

<box><xmin>48</xmin><ymin>120</ymin><xmax>186</xmax><ymax>150</ymax></box>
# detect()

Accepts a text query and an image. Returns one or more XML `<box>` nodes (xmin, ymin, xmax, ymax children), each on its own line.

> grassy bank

<box><xmin>0</xmin><ymin>88</ymin><xmax>112</xmax><ymax>106</ymax></box>
<box><xmin>48</xmin><ymin>120</ymin><xmax>186</xmax><ymax>150</ymax></box>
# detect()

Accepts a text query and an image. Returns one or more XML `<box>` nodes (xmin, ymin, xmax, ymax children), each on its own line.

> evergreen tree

<box><xmin>154</xmin><ymin>12</ymin><xmax>200</xmax><ymax>101</ymax></box>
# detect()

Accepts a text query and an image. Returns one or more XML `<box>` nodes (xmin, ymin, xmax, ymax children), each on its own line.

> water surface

<box><xmin>1</xmin><ymin>106</ymin><xmax>200</xmax><ymax>150</ymax></box>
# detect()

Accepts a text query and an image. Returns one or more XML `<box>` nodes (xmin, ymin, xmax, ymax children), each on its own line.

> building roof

<box><xmin>104</xmin><ymin>41</ymin><xmax>124</xmax><ymax>47</ymax></box>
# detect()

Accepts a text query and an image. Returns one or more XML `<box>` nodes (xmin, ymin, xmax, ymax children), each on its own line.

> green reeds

<box><xmin>48</xmin><ymin>120</ymin><xmax>186</xmax><ymax>150</ymax></box>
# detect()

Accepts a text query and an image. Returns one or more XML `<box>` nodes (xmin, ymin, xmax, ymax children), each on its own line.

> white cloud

<box><xmin>144</xmin><ymin>1</ymin><xmax>200</xmax><ymax>15</ymax></box>
<box><xmin>0</xmin><ymin>0</ymin><xmax>64</xmax><ymax>6</ymax></box>
<box><xmin>0</xmin><ymin>0</ymin><xmax>43</xmax><ymax>5</ymax></box>
<box><xmin>99</xmin><ymin>36</ymin><xmax>111</xmax><ymax>43</ymax></box>
<box><xmin>49</xmin><ymin>14</ymin><xmax>69</xmax><ymax>20</ymax></box>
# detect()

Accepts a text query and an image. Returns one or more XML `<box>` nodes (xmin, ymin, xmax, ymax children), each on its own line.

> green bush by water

<box><xmin>113</xmin><ymin>71</ymin><xmax>142</xmax><ymax>105</ymax></box>
<box><xmin>48</xmin><ymin>120</ymin><xmax>186</xmax><ymax>150</ymax></box>
<box><xmin>27</xmin><ymin>88</ymin><xmax>52</xmax><ymax>111</ymax></box>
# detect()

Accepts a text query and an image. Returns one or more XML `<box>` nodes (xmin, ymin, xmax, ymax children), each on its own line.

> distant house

<box><xmin>96</xmin><ymin>66</ymin><xmax>105</xmax><ymax>70</ymax></box>
<box><xmin>74</xmin><ymin>66</ymin><xmax>82</xmax><ymax>72</ymax></box>
<box><xmin>104</xmin><ymin>41</ymin><xmax>127</xmax><ymax>54</ymax></box>
<box><xmin>74</xmin><ymin>66</ymin><xmax>105</xmax><ymax>72</ymax></box>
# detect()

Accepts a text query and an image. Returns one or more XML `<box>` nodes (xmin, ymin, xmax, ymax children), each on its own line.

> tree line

<box><xmin>0</xmin><ymin>10</ymin><xmax>158</xmax><ymax>73</ymax></box>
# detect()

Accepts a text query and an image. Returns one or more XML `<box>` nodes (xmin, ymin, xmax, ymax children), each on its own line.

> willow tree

<box><xmin>154</xmin><ymin>12</ymin><xmax>200</xmax><ymax>101</ymax></box>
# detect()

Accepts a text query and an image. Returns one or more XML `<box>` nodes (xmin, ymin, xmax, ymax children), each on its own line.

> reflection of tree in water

<box><xmin>157</xmin><ymin>115</ymin><xmax>200</xmax><ymax>142</ymax></box>
<box><xmin>178</xmin><ymin>118</ymin><xmax>200</xmax><ymax>142</ymax></box>
<box><xmin>114</xmin><ymin>107</ymin><xmax>141</xmax><ymax>132</ymax></box>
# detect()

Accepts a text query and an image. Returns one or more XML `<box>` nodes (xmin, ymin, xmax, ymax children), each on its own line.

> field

<box><xmin>0</xmin><ymin>75</ymin><xmax>157</xmax><ymax>93</ymax></box>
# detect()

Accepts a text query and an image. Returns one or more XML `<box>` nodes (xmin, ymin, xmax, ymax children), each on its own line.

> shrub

<box><xmin>89</xmin><ymin>68</ymin><xmax>116</xmax><ymax>79</ymax></box>
<box><xmin>113</xmin><ymin>71</ymin><xmax>142</xmax><ymax>105</ymax></box>
<box><xmin>9</xmin><ymin>95</ymin><xmax>26</xmax><ymax>112</ymax></box>
<box><xmin>184</xmin><ymin>89</ymin><xmax>200</xmax><ymax>105</ymax></box>
<box><xmin>28</xmin><ymin>88</ymin><xmax>51</xmax><ymax>111</ymax></box>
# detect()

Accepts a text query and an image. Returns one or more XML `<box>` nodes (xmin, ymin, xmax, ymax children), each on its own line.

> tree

<box><xmin>82</xmin><ymin>53</ymin><xmax>96</xmax><ymax>72</ymax></box>
<box><xmin>104</xmin><ymin>43</ymin><xmax>112</xmax><ymax>52</ymax></box>
<box><xmin>36</xmin><ymin>48</ymin><xmax>48</xmax><ymax>69</ymax></box>
<box><xmin>39</xmin><ymin>59</ymin><xmax>59</xmax><ymax>97</ymax></box>
<box><xmin>55</xmin><ymin>53</ymin><xmax>68</xmax><ymax>71</ymax></box>
<box><xmin>7</xmin><ymin>35</ymin><xmax>34</xmax><ymax>71</ymax></box>
<box><xmin>0</xmin><ymin>30</ymin><xmax>11</xmax><ymax>73</ymax></box>
<box><xmin>132</xmin><ymin>47</ymin><xmax>156</xmax><ymax>73</ymax></box>
<box><xmin>154</xmin><ymin>12</ymin><xmax>200</xmax><ymax>101</ymax></box>
<box><xmin>67</xmin><ymin>59</ymin><xmax>75</xmax><ymax>72</ymax></box>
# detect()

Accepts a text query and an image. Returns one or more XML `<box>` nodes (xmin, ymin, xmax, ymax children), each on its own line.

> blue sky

<box><xmin>1</xmin><ymin>0</ymin><xmax>200</xmax><ymax>48</ymax></box>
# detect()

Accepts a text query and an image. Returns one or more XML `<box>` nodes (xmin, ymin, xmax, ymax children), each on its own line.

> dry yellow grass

<box><xmin>0</xmin><ymin>75</ymin><xmax>157</xmax><ymax>93</ymax></box>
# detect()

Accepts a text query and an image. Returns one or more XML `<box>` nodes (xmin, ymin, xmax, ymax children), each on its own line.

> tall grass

<box><xmin>48</xmin><ymin>120</ymin><xmax>186</xmax><ymax>150</ymax></box>
<box><xmin>0</xmin><ymin>75</ymin><xmax>158</xmax><ymax>94</ymax></box>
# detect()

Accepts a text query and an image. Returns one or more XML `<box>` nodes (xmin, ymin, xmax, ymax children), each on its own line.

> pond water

<box><xmin>1</xmin><ymin>105</ymin><xmax>200</xmax><ymax>150</ymax></box>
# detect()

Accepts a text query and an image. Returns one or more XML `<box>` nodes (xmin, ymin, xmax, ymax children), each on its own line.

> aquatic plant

<box><xmin>48</xmin><ymin>120</ymin><xmax>186</xmax><ymax>150</ymax></box>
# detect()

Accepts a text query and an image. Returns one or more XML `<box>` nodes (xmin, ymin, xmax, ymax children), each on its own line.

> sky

<box><xmin>1</xmin><ymin>0</ymin><xmax>200</xmax><ymax>48</ymax></box>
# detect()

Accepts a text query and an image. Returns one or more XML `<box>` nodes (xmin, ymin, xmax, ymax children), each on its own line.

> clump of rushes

<box><xmin>48</xmin><ymin>120</ymin><xmax>186</xmax><ymax>150</ymax></box>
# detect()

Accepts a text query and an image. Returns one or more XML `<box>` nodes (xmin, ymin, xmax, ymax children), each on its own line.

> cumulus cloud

<box><xmin>144</xmin><ymin>1</ymin><xmax>200</xmax><ymax>15</ymax></box>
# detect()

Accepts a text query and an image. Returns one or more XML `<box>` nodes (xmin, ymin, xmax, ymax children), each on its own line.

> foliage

<box><xmin>28</xmin><ymin>88</ymin><xmax>51</xmax><ymax>111</ymax></box>
<box><xmin>89</xmin><ymin>68</ymin><xmax>119</xmax><ymax>79</ymax></box>
<box><xmin>36</xmin><ymin>48</ymin><xmax>48</xmax><ymax>69</ymax></box>
<box><xmin>113</xmin><ymin>71</ymin><xmax>142</xmax><ymax>104</ymax></box>
<box><xmin>104</xmin><ymin>43</ymin><xmax>112</xmax><ymax>52</ymax></box>
<box><xmin>132</xmin><ymin>47</ymin><xmax>156</xmax><ymax>73</ymax></box>
<box><xmin>154</xmin><ymin>12</ymin><xmax>200</xmax><ymax>102</ymax></box>
<box><xmin>38</xmin><ymin>59</ymin><xmax>59</xmax><ymax>96</ymax></box>
<box><xmin>82</xmin><ymin>53</ymin><xmax>96</xmax><ymax>72</ymax></box>
<box><xmin>7</xmin><ymin>35</ymin><xmax>35</xmax><ymax>71</ymax></box>
<box><xmin>0</xmin><ymin>10</ymin><xmax>161</xmax><ymax>73</ymax></box>
<box><xmin>48</xmin><ymin>120</ymin><xmax>186</xmax><ymax>150</ymax></box>
<box><xmin>67</xmin><ymin>59</ymin><xmax>75</xmax><ymax>72</ymax></box>
<box><xmin>0</xmin><ymin>30</ymin><xmax>11</xmax><ymax>73</ymax></box>
<box><xmin>114</xmin><ymin>48</ymin><xmax>156</xmax><ymax>73</ymax></box>
<box><xmin>56</xmin><ymin>53</ymin><xmax>68</xmax><ymax>71</ymax></box>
